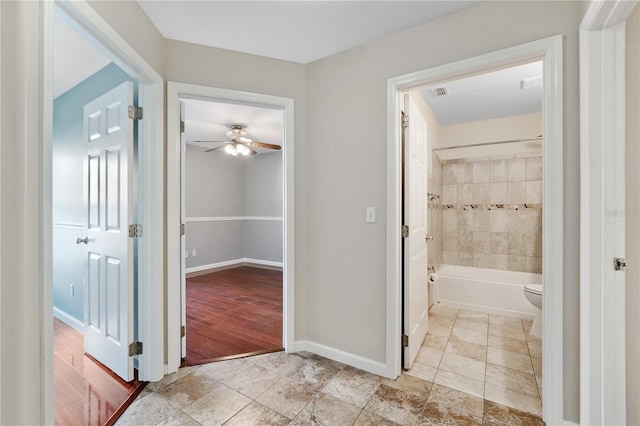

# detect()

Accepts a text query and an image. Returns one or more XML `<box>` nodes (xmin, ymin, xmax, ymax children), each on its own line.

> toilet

<box><xmin>523</xmin><ymin>284</ymin><xmax>543</xmax><ymax>339</ymax></box>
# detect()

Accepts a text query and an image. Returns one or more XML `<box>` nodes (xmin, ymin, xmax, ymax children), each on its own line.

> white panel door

<box><xmin>180</xmin><ymin>100</ymin><xmax>187</xmax><ymax>357</ymax></box>
<box><xmin>82</xmin><ymin>81</ymin><xmax>135</xmax><ymax>381</ymax></box>
<box><xmin>403</xmin><ymin>94</ymin><xmax>429</xmax><ymax>369</ymax></box>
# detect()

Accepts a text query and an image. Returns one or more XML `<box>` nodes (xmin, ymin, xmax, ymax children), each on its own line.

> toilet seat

<box><xmin>524</xmin><ymin>284</ymin><xmax>543</xmax><ymax>296</ymax></box>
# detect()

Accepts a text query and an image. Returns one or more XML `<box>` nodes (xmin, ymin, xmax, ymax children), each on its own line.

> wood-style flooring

<box><xmin>54</xmin><ymin>318</ymin><xmax>144</xmax><ymax>426</ymax></box>
<box><xmin>184</xmin><ymin>266</ymin><xmax>283</xmax><ymax>365</ymax></box>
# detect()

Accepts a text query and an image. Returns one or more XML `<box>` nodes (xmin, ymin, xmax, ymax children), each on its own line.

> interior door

<box><xmin>403</xmin><ymin>94</ymin><xmax>429</xmax><ymax>369</ymax></box>
<box><xmin>82</xmin><ymin>81</ymin><xmax>135</xmax><ymax>381</ymax></box>
<box><xmin>180</xmin><ymin>100</ymin><xmax>187</xmax><ymax>357</ymax></box>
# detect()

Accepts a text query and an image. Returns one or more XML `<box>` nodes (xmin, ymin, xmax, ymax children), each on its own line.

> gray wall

<box><xmin>52</xmin><ymin>63</ymin><xmax>132</xmax><ymax>326</ymax></box>
<box><xmin>184</xmin><ymin>146</ymin><xmax>283</xmax><ymax>269</ymax></box>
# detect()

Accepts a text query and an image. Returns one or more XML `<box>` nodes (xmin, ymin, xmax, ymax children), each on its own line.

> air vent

<box><xmin>520</xmin><ymin>77</ymin><xmax>542</xmax><ymax>89</ymax></box>
<box><xmin>433</xmin><ymin>87</ymin><xmax>448</xmax><ymax>96</ymax></box>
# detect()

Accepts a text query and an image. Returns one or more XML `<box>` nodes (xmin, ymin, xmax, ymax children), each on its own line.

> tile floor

<box><xmin>116</xmin><ymin>305</ymin><xmax>543</xmax><ymax>425</ymax></box>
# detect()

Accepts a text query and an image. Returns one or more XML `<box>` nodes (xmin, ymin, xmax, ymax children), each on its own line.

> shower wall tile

<box><xmin>490</xmin><ymin>183</ymin><xmax>507</xmax><ymax>204</ymax></box>
<box><xmin>507</xmin><ymin>182</ymin><xmax>526</xmax><ymax>204</ymax></box>
<box><xmin>526</xmin><ymin>181</ymin><xmax>542</xmax><ymax>204</ymax></box>
<box><xmin>437</xmin><ymin>154</ymin><xmax>542</xmax><ymax>274</ymax></box>
<box><xmin>507</xmin><ymin>158</ymin><xmax>526</xmax><ymax>182</ymax></box>
<box><xmin>526</xmin><ymin>157</ymin><xmax>542</xmax><ymax>181</ymax></box>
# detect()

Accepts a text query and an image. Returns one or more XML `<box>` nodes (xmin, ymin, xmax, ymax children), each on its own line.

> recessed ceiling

<box><xmin>137</xmin><ymin>1</ymin><xmax>480</xmax><ymax>64</ymax></box>
<box><xmin>184</xmin><ymin>99</ymin><xmax>284</xmax><ymax>155</ymax></box>
<box><xmin>420</xmin><ymin>61</ymin><xmax>543</xmax><ymax>125</ymax></box>
<box><xmin>53</xmin><ymin>12</ymin><xmax>112</xmax><ymax>98</ymax></box>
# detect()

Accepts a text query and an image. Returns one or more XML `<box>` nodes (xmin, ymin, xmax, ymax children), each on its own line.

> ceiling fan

<box><xmin>193</xmin><ymin>124</ymin><xmax>282</xmax><ymax>157</ymax></box>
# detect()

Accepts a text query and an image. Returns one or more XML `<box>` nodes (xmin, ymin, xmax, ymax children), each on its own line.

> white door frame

<box><xmin>386</xmin><ymin>36</ymin><xmax>564</xmax><ymax>424</ymax></box>
<box><xmin>579</xmin><ymin>1</ymin><xmax>637</xmax><ymax>424</ymax></box>
<box><xmin>41</xmin><ymin>0</ymin><xmax>165</xmax><ymax>421</ymax></box>
<box><xmin>166</xmin><ymin>82</ymin><xmax>295</xmax><ymax>373</ymax></box>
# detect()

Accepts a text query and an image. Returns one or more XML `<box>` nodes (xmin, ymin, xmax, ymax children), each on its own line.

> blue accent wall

<box><xmin>52</xmin><ymin>63</ymin><xmax>132</xmax><ymax>328</ymax></box>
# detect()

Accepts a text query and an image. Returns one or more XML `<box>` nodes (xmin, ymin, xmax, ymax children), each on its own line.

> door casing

<box><xmin>166</xmin><ymin>82</ymin><xmax>295</xmax><ymax>373</ymax></box>
<box><xmin>386</xmin><ymin>35</ymin><xmax>564</xmax><ymax>424</ymax></box>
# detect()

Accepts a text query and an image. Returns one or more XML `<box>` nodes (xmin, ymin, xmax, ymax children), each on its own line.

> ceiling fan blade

<box><xmin>248</xmin><ymin>141</ymin><xmax>282</xmax><ymax>150</ymax></box>
<box><xmin>192</xmin><ymin>140</ymin><xmax>229</xmax><ymax>144</ymax></box>
<box><xmin>205</xmin><ymin>146</ymin><xmax>226</xmax><ymax>153</ymax></box>
<box><xmin>248</xmin><ymin>148</ymin><xmax>258</xmax><ymax>156</ymax></box>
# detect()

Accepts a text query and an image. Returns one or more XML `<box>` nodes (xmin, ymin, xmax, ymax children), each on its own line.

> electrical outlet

<box><xmin>69</xmin><ymin>283</ymin><xmax>74</xmax><ymax>296</ymax></box>
<box><xmin>185</xmin><ymin>250</ymin><xmax>189</xmax><ymax>258</ymax></box>
<box><xmin>192</xmin><ymin>250</ymin><xmax>197</xmax><ymax>257</ymax></box>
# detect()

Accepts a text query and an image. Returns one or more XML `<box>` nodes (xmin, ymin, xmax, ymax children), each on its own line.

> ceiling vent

<box><xmin>433</xmin><ymin>87</ymin><xmax>448</xmax><ymax>97</ymax></box>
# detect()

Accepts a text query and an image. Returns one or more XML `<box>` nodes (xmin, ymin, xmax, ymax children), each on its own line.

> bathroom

<box><xmin>406</xmin><ymin>60</ymin><xmax>544</xmax><ymax>417</ymax></box>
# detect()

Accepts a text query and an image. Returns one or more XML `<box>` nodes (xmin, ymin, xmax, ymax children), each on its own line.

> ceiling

<box><xmin>184</xmin><ymin>99</ymin><xmax>284</xmax><ymax>155</ymax></box>
<box><xmin>136</xmin><ymin>1</ymin><xmax>479</xmax><ymax>64</ymax></box>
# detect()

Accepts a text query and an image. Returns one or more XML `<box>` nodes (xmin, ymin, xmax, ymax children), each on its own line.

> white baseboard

<box><xmin>564</xmin><ymin>420</ymin><xmax>579</xmax><ymax>426</ymax></box>
<box><xmin>186</xmin><ymin>258</ymin><xmax>283</xmax><ymax>274</ymax></box>
<box><xmin>53</xmin><ymin>307</ymin><xmax>84</xmax><ymax>333</ymax></box>
<box><xmin>292</xmin><ymin>340</ymin><xmax>395</xmax><ymax>379</ymax></box>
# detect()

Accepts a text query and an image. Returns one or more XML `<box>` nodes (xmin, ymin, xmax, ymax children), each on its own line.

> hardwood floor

<box><xmin>184</xmin><ymin>266</ymin><xmax>283</xmax><ymax>365</ymax></box>
<box><xmin>54</xmin><ymin>319</ymin><xmax>144</xmax><ymax>425</ymax></box>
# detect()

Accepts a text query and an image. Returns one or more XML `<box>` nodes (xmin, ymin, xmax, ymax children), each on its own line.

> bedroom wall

<box><xmin>52</xmin><ymin>63</ymin><xmax>131</xmax><ymax>328</ymax></box>
<box><xmin>304</xmin><ymin>1</ymin><xmax>581</xmax><ymax>420</ymax></box>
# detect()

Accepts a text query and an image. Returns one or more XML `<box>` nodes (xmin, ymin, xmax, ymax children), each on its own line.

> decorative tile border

<box><xmin>430</xmin><ymin>203</ymin><xmax>542</xmax><ymax>211</ymax></box>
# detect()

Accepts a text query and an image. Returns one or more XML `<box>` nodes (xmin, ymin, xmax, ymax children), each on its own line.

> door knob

<box><xmin>76</xmin><ymin>236</ymin><xmax>89</xmax><ymax>245</ymax></box>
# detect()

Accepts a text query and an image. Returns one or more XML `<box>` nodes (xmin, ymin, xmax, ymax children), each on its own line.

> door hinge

<box><xmin>129</xmin><ymin>224</ymin><xmax>143</xmax><ymax>238</ymax></box>
<box><xmin>402</xmin><ymin>334</ymin><xmax>409</xmax><ymax>347</ymax></box>
<box><xmin>402</xmin><ymin>115</ymin><xmax>409</xmax><ymax>129</ymax></box>
<box><xmin>180</xmin><ymin>223</ymin><xmax>185</xmax><ymax>236</ymax></box>
<box><xmin>128</xmin><ymin>105</ymin><xmax>143</xmax><ymax>120</ymax></box>
<box><xmin>181</xmin><ymin>325</ymin><xmax>186</xmax><ymax>338</ymax></box>
<box><xmin>402</xmin><ymin>225</ymin><xmax>409</xmax><ymax>238</ymax></box>
<box><xmin>129</xmin><ymin>341</ymin><xmax>143</xmax><ymax>356</ymax></box>
<box><xmin>614</xmin><ymin>257</ymin><xmax>627</xmax><ymax>271</ymax></box>
<box><xmin>180</xmin><ymin>120</ymin><xmax>185</xmax><ymax>133</ymax></box>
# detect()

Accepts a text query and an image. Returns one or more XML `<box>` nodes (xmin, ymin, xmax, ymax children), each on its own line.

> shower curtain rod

<box><xmin>432</xmin><ymin>135</ymin><xmax>542</xmax><ymax>152</ymax></box>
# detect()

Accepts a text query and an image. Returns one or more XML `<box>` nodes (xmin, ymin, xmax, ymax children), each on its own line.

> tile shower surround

<box><xmin>439</xmin><ymin>155</ymin><xmax>542</xmax><ymax>274</ymax></box>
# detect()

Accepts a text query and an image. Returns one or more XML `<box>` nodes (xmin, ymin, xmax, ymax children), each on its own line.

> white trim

<box><xmin>52</xmin><ymin>222</ymin><xmax>84</xmax><ymax>230</ymax></box>
<box><xmin>293</xmin><ymin>341</ymin><xmax>390</xmax><ymax>377</ymax></box>
<box><xmin>185</xmin><ymin>216</ymin><xmax>283</xmax><ymax>222</ymax></box>
<box><xmin>167</xmin><ymin>82</ymin><xmax>295</xmax><ymax>374</ymax></box>
<box><xmin>46</xmin><ymin>0</ymin><xmax>165</xmax><ymax>393</ymax></box>
<box><xmin>579</xmin><ymin>1</ymin><xmax>637</xmax><ymax>424</ymax></box>
<box><xmin>186</xmin><ymin>258</ymin><xmax>284</xmax><ymax>274</ymax></box>
<box><xmin>387</xmin><ymin>36</ymin><xmax>564</xmax><ymax>423</ymax></box>
<box><xmin>53</xmin><ymin>307</ymin><xmax>84</xmax><ymax>333</ymax></box>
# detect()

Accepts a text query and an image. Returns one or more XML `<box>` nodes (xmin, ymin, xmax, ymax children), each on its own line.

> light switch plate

<box><xmin>366</xmin><ymin>207</ymin><xmax>376</xmax><ymax>223</ymax></box>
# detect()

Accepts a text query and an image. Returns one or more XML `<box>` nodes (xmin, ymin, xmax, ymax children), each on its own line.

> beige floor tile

<box><xmin>182</xmin><ymin>384</ymin><xmax>252</xmax><ymax>426</ymax></box>
<box><xmin>426</xmin><ymin>322</ymin><xmax>454</xmax><ymax>337</ymax></box>
<box><xmin>433</xmin><ymin>370</ymin><xmax>484</xmax><ymax>398</ymax></box>
<box><xmin>255</xmin><ymin>376</ymin><xmax>317</xmax><ymax>419</ymax></box>
<box><xmin>445</xmin><ymin>338</ymin><xmax>487</xmax><ymax>362</ymax></box>
<box><xmin>527</xmin><ymin>341</ymin><xmax>542</xmax><ymax>358</ymax></box>
<box><xmin>250</xmin><ymin>351</ymin><xmax>306</xmax><ymax>377</ymax></box>
<box><xmin>421</xmin><ymin>402</ymin><xmax>483</xmax><ymax>425</ymax></box>
<box><xmin>156</xmin><ymin>410</ymin><xmax>201</xmax><ymax>426</ymax></box>
<box><xmin>364</xmin><ymin>383</ymin><xmax>427</xmax><ymax>425</ymax></box>
<box><xmin>290</xmin><ymin>356</ymin><xmax>344</xmax><ymax>389</ymax></box>
<box><xmin>451</xmin><ymin>325</ymin><xmax>488</xmax><ymax>346</ymax></box>
<box><xmin>531</xmin><ymin>357</ymin><xmax>542</xmax><ymax>380</ymax></box>
<box><xmin>489</xmin><ymin>314</ymin><xmax>524</xmax><ymax>328</ymax></box>
<box><xmin>526</xmin><ymin>330</ymin><xmax>542</xmax><ymax>344</ymax></box>
<box><xmin>414</xmin><ymin>346</ymin><xmax>444</xmax><ymax>368</ymax></box>
<box><xmin>487</xmin><ymin>334</ymin><xmax>529</xmax><ymax>355</ymax></box>
<box><xmin>222</xmin><ymin>363</ymin><xmax>283</xmax><ymax>399</ymax></box>
<box><xmin>457</xmin><ymin>310</ymin><xmax>489</xmax><ymax>322</ymax></box>
<box><xmin>489</xmin><ymin>323</ymin><xmax>526</xmax><ymax>341</ymax></box>
<box><xmin>195</xmin><ymin>357</ymin><xmax>251</xmax><ymax>383</ymax></box>
<box><xmin>381</xmin><ymin>373</ymin><xmax>432</xmax><ymax>398</ymax></box>
<box><xmin>484</xmin><ymin>382</ymin><xmax>542</xmax><ymax>417</ymax></box>
<box><xmin>439</xmin><ymin>352</ymin><xmax>486</xmax><ymax>382</ymax></box>
<box><xmin>429</xmin><ymin>304</ymin><xmax>459</xmax><ymax>318</ymax></box>
<box><xmin>294</xmin><ymin>393</ymin><xmax>362</xmax><ymax>426</ymax></box>
<box><xmin>223</xmin><ymin>401</ymin><xmax>290</xmax><ymax>426</ymax></box>
<box><xmin>353</xmin><ymin>410</ymin><xmax>399</xmax><ymax>426</ymax></box>
<box><xmin>483</xmin><ymin>399</ymin><xmax>543</xmax><ymax>425</ymax></box>
<box><xmin>405</xmin><ymin>362</ymin><xmax>437</xmax><ymax>382</ymax></box>
<box><xmin>485</xmin><ymin>364</ymin><xmax>539</xmax><ymax>397</ymax></box>
<box><xmin>487</xmin><ymin>347</ymin><xmax>534</xmax><ymax>374</ymax></box>
<box><xmin>155</xmin><ymin>371</ymin><xmax>219</xmax><ymax>409</ymax></box>
<box><xmin>427</xmin><ymin>384</ymin><xmax>484</xmax><ymax>417</ymax></box>
<box><xmin>422</xmin><ymin>333</ymin><xmax>449</xmax><ymax>350</ymax></box>
<box><xmin>454</xmin><ymin>318</ymin><xmax>489</xmax><ymax>334</ymax></box>
<box><xmin>115</xmin><ymin>393</ymin><xmax>179</xmax><ymax>426</ymax></box>
<box><xmin>322</xmin><ymin>366</ymin><xmax>381</xmax><ymax>408</ymax></box>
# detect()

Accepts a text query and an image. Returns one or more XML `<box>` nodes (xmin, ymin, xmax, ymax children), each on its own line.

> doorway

<box><xmin>387</xmin><ymin>36</ymin><xmax>564</xmax><ymax>424</ymax></box>
<box><xmin>166</xmin><ymin>82</ymin><xmax>295</xmax><ymax>373</ymax></box>
<box><xmin>180</xmin><ymin>98</ymin><xmax>285</xmax><ymax>364</ymax></box>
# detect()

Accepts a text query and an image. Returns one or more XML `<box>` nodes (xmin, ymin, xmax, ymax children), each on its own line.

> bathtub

<box><xmin>433</xmin><ymin>264</ymin><xmax>540</xmax><ymax>320</ymax></box>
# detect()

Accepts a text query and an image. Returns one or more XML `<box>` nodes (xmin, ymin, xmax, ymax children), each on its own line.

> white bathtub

<box><xmin>434</xmin><ymin>264</ymin><xmax>540</xmax><ymax>320</ymax></box>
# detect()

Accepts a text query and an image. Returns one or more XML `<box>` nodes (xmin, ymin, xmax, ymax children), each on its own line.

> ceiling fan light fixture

<box><xmin>238</xmin><ymin>144</ymin><xmax>251</xmax><ymax>156</ymax></box>
<box><xmin>224</xmin><ymin>144</ymin><xmax>237</xmax><ymax>156</ymax></box>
